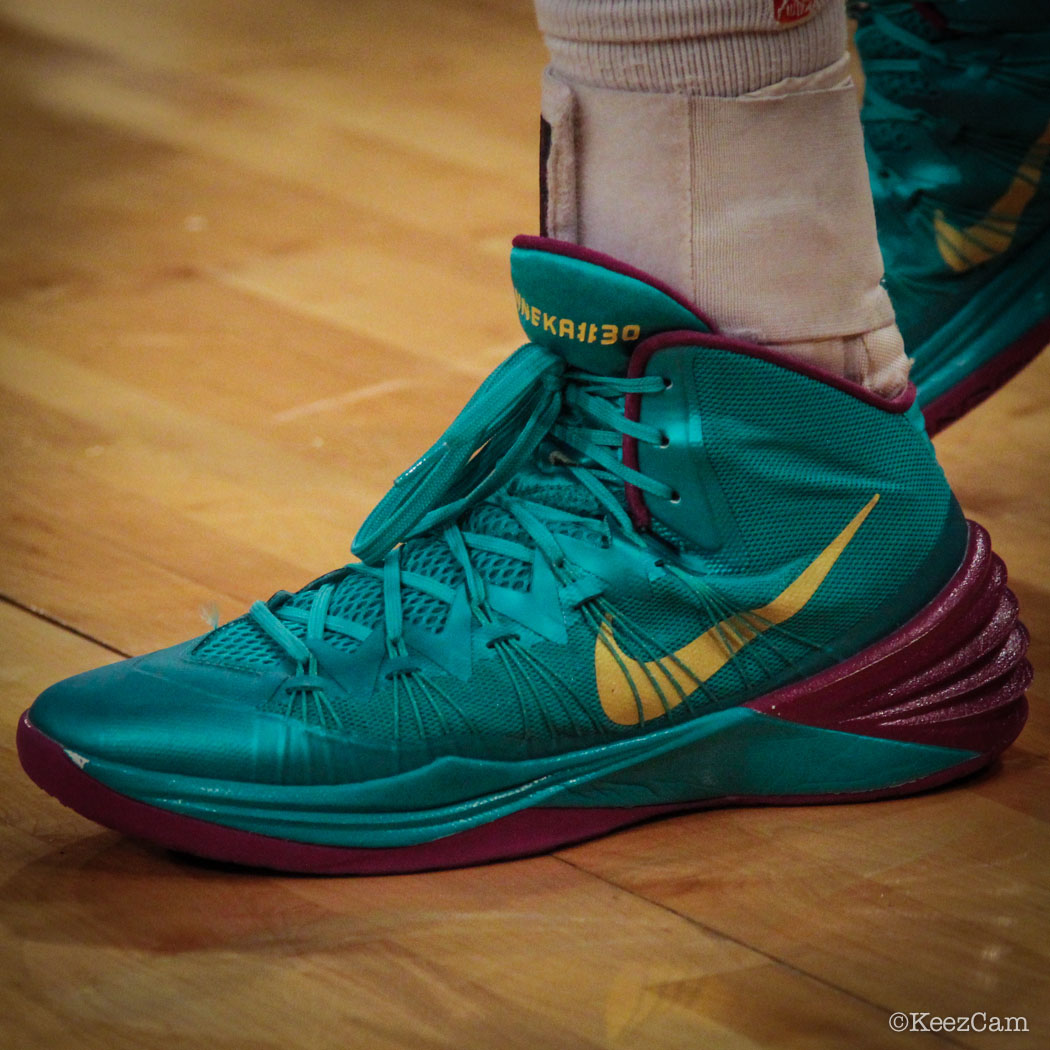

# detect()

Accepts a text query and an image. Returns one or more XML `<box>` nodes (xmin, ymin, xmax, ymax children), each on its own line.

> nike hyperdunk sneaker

<box><xmin>854</xmin><ymin>0</ymin><xmax>1050</xmax><ymax>434</ymax></box>
<box><xmin>18</xmin><ymin>237</ymin><xmax>1032</xmax><ymax>874</ymax></box>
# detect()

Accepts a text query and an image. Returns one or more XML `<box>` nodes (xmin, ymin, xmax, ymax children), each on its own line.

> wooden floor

<box><xmin>2</xmin><ymin>2</ymin><xmax>1048</xmax><ymax>1047</ymax></box>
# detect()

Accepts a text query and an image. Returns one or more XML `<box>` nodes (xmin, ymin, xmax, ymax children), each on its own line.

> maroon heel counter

<box><xmin>746</xmin><ymin>522</ymin><xmax>1031</xmax><ymax>756</ymax></box>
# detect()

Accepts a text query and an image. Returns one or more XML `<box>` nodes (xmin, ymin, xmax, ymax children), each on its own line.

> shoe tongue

<box><xmin>510</xmin><ymin>236</ymin><xmax>710</xmax><ymax>374</ymax></box>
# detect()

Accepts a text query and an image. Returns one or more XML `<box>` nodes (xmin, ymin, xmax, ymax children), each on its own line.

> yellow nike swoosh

<box><xmin>934</xmin><ymin>120</ymin><xmax>1050</xmax><ymax>273</ymax></box>
<box><xmin>595</xmin><ymin>494</ymin><xmax>880</xmax><ymax>726</ymax></box>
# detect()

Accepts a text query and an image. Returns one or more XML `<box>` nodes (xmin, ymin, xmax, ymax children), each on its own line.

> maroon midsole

<box><xmin>16</xmin><ymin>522</ymin><xmax>1031</xmax><ymax>875</ymax></box>
<box><xmin>923</xmin><ymin>317</ymin><xmax>1050</xmax><ymax>437</ymax></box>
<box><xmin>745</xmin><ymin>522</ymin><xmax>1031</xmax><ymax>755</ymax></box>
<box><xmin>16</xmin><ymin>713</ymin><xmax>1000</xmax><ymax>876</ymax></box>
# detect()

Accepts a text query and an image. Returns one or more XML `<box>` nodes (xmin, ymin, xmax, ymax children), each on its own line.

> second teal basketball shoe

<box><xmin>18</xmin><ymin>237</ymin><xmax>1031</xmax><ymax>873</ymax></box>
<box><xmin>855</xmin><ymin>0</ymin><xmax>1050</xmax><ymax>434</ymax></box>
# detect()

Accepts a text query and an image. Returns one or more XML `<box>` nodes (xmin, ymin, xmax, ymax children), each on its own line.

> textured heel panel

<box><xmin>745</xmin><ymin>522</ymin><xmax>1031</xmax><ymax>755</ymax></box>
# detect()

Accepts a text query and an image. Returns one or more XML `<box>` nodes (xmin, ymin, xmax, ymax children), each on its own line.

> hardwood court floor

<box><xmin>1</xmin><ymin>2</ymin><xmax>1047</xmax><ymax>1048</ymax></box>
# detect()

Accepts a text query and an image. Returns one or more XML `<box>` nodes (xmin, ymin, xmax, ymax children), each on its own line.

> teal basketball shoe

<box><xmin>854</xmin><ymin>0</ymin><xmax>1050</xmax><ymax>434</ymax></box>
<box><xmin>18</xmin><ymin>238</ymin><xmax>1031</xmax><ymax>873</ymax></box>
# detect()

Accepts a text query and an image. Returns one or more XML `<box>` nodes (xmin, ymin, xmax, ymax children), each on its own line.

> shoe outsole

<box><xmin>17</xmin><ymin>524</ymin><xmax>1031</xmax><ymax>875</ymax></box>
<box><xmin>922</xmin><ymin>316</ymin><xmax>1050</xmax><ymax>437</ymax></box>
<box><xmin>15</xmin><ymin>713</ymin><xmax>1004</xmax><ymax>875</ymax></box>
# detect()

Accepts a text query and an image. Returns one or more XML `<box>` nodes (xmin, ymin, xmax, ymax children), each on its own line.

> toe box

<box><xmin>26</xmin><ymin>641</ymin><xmax>379</xmax><ymax>785</ymax></box>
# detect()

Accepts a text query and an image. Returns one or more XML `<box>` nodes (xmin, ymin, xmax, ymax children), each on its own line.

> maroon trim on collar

<box><xmin>634</xmin><ymin>330</ymin><xmax>918</xmax><ymax>413</ymax></box>
<box><xmin>620</xmin><ymin>328</ymin><xmax>918</xmax><ymax>531</ymax></box>
<box><xmin>511</xmin><ymin>234</ymin><xmax>717</xmax><ymax>332</ymax></box>
<box><xmin>509</xmin><ymin>236</ymin><xmax>917</xmax><ymax>416</ymax></box>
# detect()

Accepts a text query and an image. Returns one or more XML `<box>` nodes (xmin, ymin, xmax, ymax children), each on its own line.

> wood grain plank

<box><xmin>2</xmin><ymin>1</ymin><xmax>1047</xmax><ymax>1047</ymax></box>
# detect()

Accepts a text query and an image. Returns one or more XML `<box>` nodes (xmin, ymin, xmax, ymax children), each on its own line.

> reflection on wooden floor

<box><xmin>1</xmin><ymin>2</ymin><xmax>1047</xmax><ymax>1047</ymax></box>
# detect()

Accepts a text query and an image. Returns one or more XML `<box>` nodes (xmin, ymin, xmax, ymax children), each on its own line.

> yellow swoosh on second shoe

<box><xmin>934</xmin><ymin>120</ymin><xmax>1050</xmax><ymax>273</ymax></box>
<box><xmin>595</xmin><ymin>493</ymin><xmax>880</xmax><ymax>726</ymax></box>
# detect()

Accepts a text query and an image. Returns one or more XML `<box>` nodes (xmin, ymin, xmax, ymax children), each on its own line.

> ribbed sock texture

<box><xmin>535</xmin><ymin>0</ymin><xmax>843</xmax><ymax>96</ymax></box>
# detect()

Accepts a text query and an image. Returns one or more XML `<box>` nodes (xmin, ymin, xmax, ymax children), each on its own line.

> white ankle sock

<box><xmin>535</xmin><ymin>0</ymin><xmax>909</xmax><ymax>396</ymax></box>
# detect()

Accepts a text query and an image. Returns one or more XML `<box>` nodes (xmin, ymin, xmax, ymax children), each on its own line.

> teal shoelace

<box><xmin>856</xmin><ymin>0</ymin><xmax>1050</xmax><ymax>217</ymax></box>
<box><xmin>247</xmin><ymin>344</ymin><xmax>670</xmax><ymax>716</ymax></box>
<box><xmin>243</xmin><ymin>342</ymin><xmax>834</xmax><ymax>733</ymax></box>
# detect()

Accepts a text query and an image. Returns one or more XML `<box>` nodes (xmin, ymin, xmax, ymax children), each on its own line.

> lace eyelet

<box><xmin>669</xmin><ymin>491</ymin><xmax>681</xmax><ymax>504</ymax></box>
<box><xmin>485</xmin><ymin>633</ymin><xmax>520</xmax><ymax>650</ymax></box>
<box><xmin>658</xmin><ymin>433</ymin><xmax>670</xmax><ymax>448</ymax></box>
<box><xmin>383</xmin><ymin>667</ymin><xmax>420</xmax><ymax>681</ymax></box>
<box><xmin>662</xmin><ymin>377</ymin><xmax>673</xmax><ymax>390</ymax></box>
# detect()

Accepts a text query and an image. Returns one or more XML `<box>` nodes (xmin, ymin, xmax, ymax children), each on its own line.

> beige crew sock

<box><xmin>535</xmin><ymin>0</ymin><xmax>909</xmax><ymax>396</ymax></box>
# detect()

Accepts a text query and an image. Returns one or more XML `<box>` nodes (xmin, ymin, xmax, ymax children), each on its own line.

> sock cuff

<box><xmin>535</xmin><ymin>0</ymin><xmax>845</xmax><ymax>95</ymax></box>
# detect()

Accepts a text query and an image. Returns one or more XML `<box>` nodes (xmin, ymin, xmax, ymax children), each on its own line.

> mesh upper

<box><xmin>241</xmin><ymin>345</ymin><xmax>957</xmax><ymax>747</ymax></box>
<box><xmin>192</xmin><ymin>464</ymin><xmax>609</xmax><ymax>671</ymax></box>
<box><xmin>196</xmin><ymin>332</ymin><xmax>958</xmax><ymax>751</ymax></box>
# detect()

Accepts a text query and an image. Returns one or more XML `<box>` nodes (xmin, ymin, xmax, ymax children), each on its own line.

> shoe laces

<box><xmin>854</xmin><ymin>2</ymin><xmax>1050</xmax><ymax>222</ymax></box>
<box><xmin>854</xmin><ymin>2</ymin><xmax>1050</xmax><ymax>125</ymax></box>
<box><xmin>240</xmin><ymin>341</ymin><xmax>836</xmax><ymax>732</ymax></box>
<box><xmin>247</xmin><ymin>344</ymin><xmax>673</xmax><ymax>688</ymax></box>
